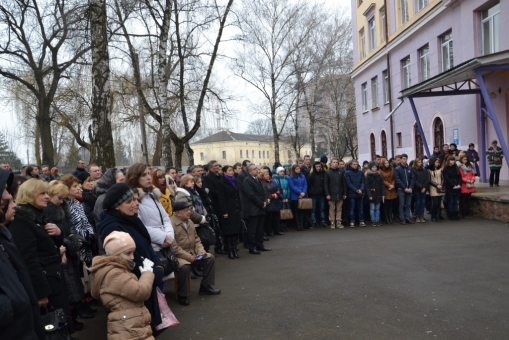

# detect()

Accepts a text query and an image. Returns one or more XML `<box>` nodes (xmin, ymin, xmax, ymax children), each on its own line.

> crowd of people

<box><xmin>0</xmin><ymin>139</ymin><xmax>504</xmax><ymax>339</ymax></box>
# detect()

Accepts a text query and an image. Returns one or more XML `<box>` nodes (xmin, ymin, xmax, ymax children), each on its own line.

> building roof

<box><xmin>400</xmin><ymin>50</ymin><xmax>509</xmax><ymax>99</ymax></box>
<box><xmin>192</xmin><ymin>130</ymin><xmax>274</xmax><ymax>144</ymax></box>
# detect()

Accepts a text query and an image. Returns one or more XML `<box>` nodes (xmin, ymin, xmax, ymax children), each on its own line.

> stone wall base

<box><xmin>471</xmin><ymin>198</ymin><xmax>509</xmax><ymax>223</ymax></box>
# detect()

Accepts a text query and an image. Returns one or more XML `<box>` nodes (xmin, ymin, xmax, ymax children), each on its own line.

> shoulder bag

<box><xmin>41</xmin><ymin>306</ymin><xmax>69</xmax><ymax>340</ymax></box>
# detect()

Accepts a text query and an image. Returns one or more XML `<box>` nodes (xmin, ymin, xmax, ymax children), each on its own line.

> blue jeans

<box><xmin>448</xmin><ymin>194</ymin><xmax>459</xmax><ymax>212</ymax></box>
<box><xmin>349</xmin><ymin>197</ymin><xmax>364</xmax><ymax>222</ymax></box>
<box><xmin>311</xmin><ymin>197</ymin><xmax>326</xmax><ymax>222</ymax></box>
<box><xmin>369</xmin><ymin>202</ymin><xmax>380</xmax><ymax>222</ymax></box>
<box><xmin>414</xmin><ymin>190</ymin><xmax>426</xmax><ymax>215</ymax></box>
<box><xmin>398</xmin><ymin>189</ymin><xmax>412</xmax><ymax>220</ymax></box>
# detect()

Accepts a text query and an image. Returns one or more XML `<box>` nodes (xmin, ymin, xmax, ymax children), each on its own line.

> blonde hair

<box><xmin>180</xmin><ymin>174</ymin><xmax>194</xmax><ymax>187</ymax></box>
<box><xmin>48</xmin><ymin>181</ymin><xmax>69</xmax><ymax>198</ymax></box>
<box><xmin>16</xmin><ymin>179</ymin><xmax>49</xmax><ymax>205</ymax></box>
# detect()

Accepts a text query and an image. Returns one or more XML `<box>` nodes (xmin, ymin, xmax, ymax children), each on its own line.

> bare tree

<box><xmin>234</xmin><ymin>0</ymin><xmax>321</xmax><ymax>163</ymax></box>
<box><xmin>245</xmin><ymin>118</ymin><xmax>272</xmax><ymax>135</ymax></box>
<box><xmin>0</xmin><ymin>0</ymin><xmax>90</xmax><ymax>166</ymax></box>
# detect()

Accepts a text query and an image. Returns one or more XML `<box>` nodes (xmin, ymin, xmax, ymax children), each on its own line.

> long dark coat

<box><xmin>443</xmin><ymin>165</ymin><xmax>461</xmax><ymax>196</ymax></box>
<box><xmin>8</xmin><ymin>204</ymin><xmax>72</xmax><ymax>332</ymax></box>
<box><xmin>43</xmin><ymin>201</ymin><xmax>85</xmax><ymax>304</ymax></box>
<box><xmin>216</xmin><ymin>176</ymin><xmax>242</xmax><ymax>235</ymax></box>
<box><xmin>242</xmin><ymin>176</ymin><xmax>266</xmax><ymax>217</ymax></box>
<box><xmin>365</xmin><ymin>170</ymin><xmax>386</xmax><ymax>204</ymax></box>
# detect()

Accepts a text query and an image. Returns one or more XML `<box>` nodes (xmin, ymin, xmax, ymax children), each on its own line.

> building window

<box><xmin>402</xmin><ymin>56</ymin><xmax>411</xmax><ymax>89</ymax></box>
<box><xmin>417</xmin><ymin>0</ymin><xmax>428</xmax><ymax>12</ymax></box>
<box><xmin>368</xmin><ymin>18</ymin><xmax>376</xmax><ymax>51</ymax></box>
<box><xmin>267</xmin><ymin>151</ymin><xmax>270</xmax><ymax>158</ymax></box>
<box><xmin>361</xmin><ymin>82</ymin><xmax>368</xmax><ymax>112</ymax></box>
<box><xmin>396</xmin><ymin>132</ymin><xmax>402</xmax><ymax>148</ymax></box>
<box><xmin>481</xmin><ymin>2</ymin><xmax>500</xmax><ymax>55</ymax></box>
<box><xmin>259</xmin><ymin>151</ymin><xmax>261</xmax><ymax>158</ymax></box>
<box><xmin>419</xmin><ymin>44</ymin><xmax>430</xmax><ymax>81</ymax></box>
<box><xmin>380</xmin><ymin>8</ymin><xmax>386</xmax><ymax>43</ymax></box>
<box><xmin>371</xmin><ymin>76</ymin><xmax>379</xmax><ymax>109</ymax></box>
<box><xmin>263</xmin><ymin>151</ymin><xmax>265</xmax><ymax>158</ymax></box>
<box><xmin>287</xmin><ymin>149</ymin><xmax>291</xmax><ymax>159</ymax></box>
<box><xmin>399</xmin><ymin>0</ymin><xmax>409</xmax><ymax>25</ymax></box>
<box><xmin>222</xmin><ymin>151</ymin><xmax>226</xmax><ymax>159</ymax></box>
<box><xmin>252</xmin><ymin>150</ymin><xmax>254</xmax><ymax>158</ymax></box>
<box><xmin>240</xmin><ymin>150</ymin><xmax>243</xmax><ymax>158</ymax></box>
<box><xmin>441</xmin><ymin>31</ymin><xmax>453</xmax><ymax>71</ymax></box>
<box><xmin>433</xmin><ymin>117</ymin><xmax>444</xmax><ymax>149</ymax></box>
<box><xmin>200</xmin><ymin>152</ymin><xmax>204</xmax><ymax>161</ymax></box>
<box><xmin>370</xmin><ymin>133</ymin><xmax>376</xmax><ymax>160</ymax></box>
<box><xmin>414</xmin><ymin>124</ymin><xmax>424</xmax><ymax>159</ymax></box>
<box><xmin>382</xmin><ymin>70</ymin><xmax>389</xmax><ymax>104</ymax></box>
<box><xmin>359</xmin><ymin>29</ymin><xmax>366</xmax><ymax>59</ymax></box>
<box><xmin>381</xmin><ymin>130</ymin><xmax>387</xmax><ymax>158</ymax></box>
<box><xmin>246</xmin><ymin>150</ymin><xmax>248</xmax><ymax>159</ymax></box>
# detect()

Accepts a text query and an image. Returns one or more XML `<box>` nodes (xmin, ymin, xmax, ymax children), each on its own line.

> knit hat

<box><xmin>103</xmin><ymin>231</ymin><xmax>136</xmax><ymax>256</ymax></box>
<box><xmin>320</xmin><ymin>155</ymin><xmax>328</xmax><ymax>163</ymax></box>
<box><xmin>173</xmin><ymin>200</ymin><xmax>192</xmax><ymax>212</ymax></box>
<box><xmin>75</xmin><ymin>171</ymin><xmax>90</xmax><ymax>184</ymax></box>
<box><xmin>276</xmin><ymin>167</ymin><xmax>285</xmax><ymax>174</ymax></box>
<box><xmin>102</xmin><ymin>183</ymin><xmax>135</xmax><ymax>210</ymax></box>
<box><xmin>369</xmin><ymin>162</ymin><xmax>378</xmax><ymax>169</ymax></box>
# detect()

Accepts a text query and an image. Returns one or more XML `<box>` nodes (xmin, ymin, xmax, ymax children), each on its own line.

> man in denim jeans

<box><xmin>394</xmin><ymin>154</ymin><xmax>415</xmax><ymax>225</ymax></box>
<box><xmin>345</xmin><ymin>160</ymin><xmax>366</xmax><ymax>227</ymax></box>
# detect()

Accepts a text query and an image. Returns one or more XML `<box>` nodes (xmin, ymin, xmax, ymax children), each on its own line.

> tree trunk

<box><xmin>34</xmin><ymin>122</ymin><xmax>41</xmax><ymax>165</ymax></box>
<box><xmin>38</xmin><ymin>103</ymin><xmax>55</xmax><ymax>166</ymax></box>
<box><xmin>185</xmin><ymin>142</ymin><xmax>194</xmax><ymax>166</ymax></box>
<box><xmin>152</xmin><ymin>128</ymin><xmax>163</xmax><ymax>166</ymax></box>
<box><xmin>173</xmin><ymin>139</ymin><xmax>185</xmax><ymax>168</ymax></box>
<box><xmin>90</xmin><ymin>0</ymin><xmax>115</xmax><ymax>169</ymax></box>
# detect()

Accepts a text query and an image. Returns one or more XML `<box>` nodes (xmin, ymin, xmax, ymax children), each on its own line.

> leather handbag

<box><xmin>41</xmin><ymin>306</ymin><xmax>69</xmax><ymax>340</ymax></box>
<box><xmin>298</xmin><ymin>197</ymin><xmax>313</xmax><ymax>210</ymax></box>
<box><xmin>280</xmin><ymin>202</ymin><xmax>293</xmax><ymax>220</ymax></box>
<box><xmin>158</xmin><ymin>246</ymin><xmax>179</xmax><ymax>276</ymax></box>
<box><xmin>466</xmin><ymin>182</ymin><xmax>475</xmax><ymax>189</ymax></box>
<box><xmin>197</xmin><ymin>224</ymin><xmax>216</xmax><ymax>247</ymax></box>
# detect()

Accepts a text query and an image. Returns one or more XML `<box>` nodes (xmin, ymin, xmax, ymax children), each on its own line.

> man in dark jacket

<box><xmin>0</xmin><ymin>169</ymin><xmax>45</xmax><ymax>340</ymax></box>
<box><xmin>236</xmin><ymin>160</ymin><xmax>250</xmax><ymax>248</ymax></box>
<box><xmin>242</xmin><ymin>164</ymin><xmax>271</xmax><ymax>254</ymax></box>
<box><xmin>202</xmin><ymin>160</ymin><xmax>226</xmax><ymax>254</ymax></box>
<box><xmin>307</xmin><ymin>161</ymin><xmax>327</xmax><ymax>228</ymax></box>
<box><xmin>71</xmin><ymin>159</ymin><xmax>86</xmax><ymax>177</ymax></box>
<box><xmin>395</xmin><ymin>154</ymin><xmax>415</xmax><ymax>224</ymax></box>
<box><xmin>345</xmin><ymin>160</ymin><xmax>366</xmax><ymax>227</ymax></box>
<box><xmin>324</xmin><ymin>158</ymin><xmax>347</xmax><ymax>229</ymax></box>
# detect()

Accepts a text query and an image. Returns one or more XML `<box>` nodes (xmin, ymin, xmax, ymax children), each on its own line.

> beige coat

<box><xmin>170</xmin><ymin>215</ymin><xmax>211</xmax><ymax>268</ymax></box>
<box><xmin>429</xmin><ymin>169</ymin><xmax>445</xmax><ymax>197</ymax></box>
<box><xmin>90</xmin><ymin>256</ymin><xmax>155</xmax><ymax>340</ymax></box>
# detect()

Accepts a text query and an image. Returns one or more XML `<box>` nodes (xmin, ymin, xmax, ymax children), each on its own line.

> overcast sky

<box><xmin>0</xmin><ymin>0</ymin><xmax>352</xmax><ymax>164</ymax></box>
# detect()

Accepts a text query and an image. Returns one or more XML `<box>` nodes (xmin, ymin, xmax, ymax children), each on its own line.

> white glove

<box><xmin>139</xmin><ymin>258</ymin><xmax>154</xmax><ymax>273</ymax></box>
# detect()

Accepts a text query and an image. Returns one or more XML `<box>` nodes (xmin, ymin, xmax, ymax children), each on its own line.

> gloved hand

<box><xmin>139</xmin><ymin>258</ymin><xmax>154</xmax><ymax>273</ymax></box>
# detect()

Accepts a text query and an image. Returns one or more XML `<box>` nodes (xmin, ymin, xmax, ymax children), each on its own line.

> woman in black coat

<box><xmin>217</xmin><ymin>165</ymin><xmax>243</xmax><ymax>259</ymax></box>
<box><xmin>43</xmin><ymin>181</ymin><xmax>87</xmax><ymax>330</ymax></box>
<box><xmin>442</xmin><ymin>156</ymin><xmax>462</xmax><ymax>221</ymax></box>
<box><xmin>96</xmin><ymin>183</ymin><xmax>165</xmax><ymax>332</ymax></box>
<box><xmin>8</xmin><ymin>179</ymin><xmax>75</xmax><ymax>335</ymax></box>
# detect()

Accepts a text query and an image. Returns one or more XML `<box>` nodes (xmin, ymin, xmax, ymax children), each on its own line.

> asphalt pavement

<box><xmin>79</xmin><ymin>217</ymin><xmax>509</xmax><ymax>340</ymax></box>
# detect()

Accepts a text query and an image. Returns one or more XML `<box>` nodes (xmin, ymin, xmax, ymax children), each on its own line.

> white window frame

<box><xmin>368</xmin><ymin>18</ymin><xmax>376</xmax><ymax>51</ymax></box>
<box><xmin>419</xmin><ymin>45</ymin><xmax>430</xmax><ymax>81</ymax></box>
<box><xmin>222</xmin><ymin>151</ymin><xmax>226</xmax><ymax>159</ymax></box>
<box><xmin>383</xmin><ymin>70</ymin><xmax>389</xmax><ymax>104</ymax></box>
<box><xmin>441</xmin><ymin>32</ymin><xmax>453</xmax><ymax>71</ymax></box>
<box><xmin>417</xmin><ymin>0</ymin><xmax>428</xmax><ymax>12</ymax></box>
<box><xmin>402</xmin><ymin>57</ymin><xmax>411</xmax><ymax>89</ymax></box>
<box><xmin>481</xmin><ymin>2</ymin><xmax>500</xmax><ymax>55</ymax></box>
<box><xmin>361</xmin><ymin>82</ymin><xmax>368</xmax><ymax>112</ymax></box>
<box><xmin>360</xmin><ymin>29</ymin><xmax>366</xmax><ymax>59</ymax></box>
<box><xmin>380</xmin><ymin>8</ymin><xmax>386</xmax><ymax>43</ymax></box>
<box><xmin>200</xmin><ymin>152</ymin><xmax>204</xmax><ymax>161</ymax></box>
<box><xmin>371</xmin><ymin>76</ymin><xmax>379</xmax><ymax>109</ymax></box>
<box><xmin>400</xmin><ymin>0</ymin><xmax>409</xmax><ymax>25</ymax></box>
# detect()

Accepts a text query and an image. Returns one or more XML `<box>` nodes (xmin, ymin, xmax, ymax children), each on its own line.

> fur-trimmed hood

<box><xmin>90</xmin><ymin>255</ymin><xmax>132</xmax><ymax>297</ymax></box>
<box><xmin>13</xmin><ymin>204</ymin><xmax>45</xmax><ymax>225</ymax></box>
<box><xmin>175</xmin><ymin>187</ymin><xmax>190</xmax><ymax>196</ymax></box>
<box><xmin>136</xmin><ymin>187</ymin><xmax>161</xmax><ymax>200</ymax></box>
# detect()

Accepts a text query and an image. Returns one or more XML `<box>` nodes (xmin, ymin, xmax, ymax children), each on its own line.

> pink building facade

<box><xmin>351</xmin><ymin>0</ymin><xmax>509</xmax><ymax>181</ymax></box>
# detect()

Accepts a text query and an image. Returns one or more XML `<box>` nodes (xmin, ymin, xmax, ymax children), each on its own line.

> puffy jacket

<box><xmin>324</xmin><ymin>167</ymin><xmax>346</xmax><ymax>200</ymax></box>
<box><xmin>90</xmin><ymin>255</ymin><xmax>154</xmax><ymax>340</ymax></box>
<box><xmin>307</xmin><ymin>163</ymin><xmax>325</xmax><ymax>197</ymax></box>
<box><xmin>155</xmin><ymin>185</ymin><xmax>172</xmax><ymax>217</ymax></box>
<box><xmin>365</xmin><ymin>170</ymin><xmax>386</xmax><ymax>204</ymax></box>
<box><xmin>288</xmin><ymin>174</ymin><xmax>307</xmax><ymax>201</ymax></box>
<box><xmin>459</xmin><ymin>165</ymin><xmax>476</xmax><ymax>194</ymax></box>
<box><xmin>345</xmin><ymin>168</ymin><xmax>365</xmax><ymax>197</ymax></box>
<box><xmin>273</xmin><ymin>175</ymin><xmax>290</xmax><ymax>200</ymax></box>
<box><xmin>413</xmin><ymin>167</ymin><xmax>430</xmax><ymax>191</ymax></box>
<box><xmin>137</xmin><ymin>188</ymin><xmax>174</xmax><ymax>252</ymax></box>
<box><xmin>395</xmin><ymin>164</ymin><xmax>415</xmax><ymax>190</ymax></box>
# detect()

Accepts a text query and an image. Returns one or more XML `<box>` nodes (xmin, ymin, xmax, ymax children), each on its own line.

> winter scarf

<box><xmin>224</xmin><ymin>174</ymin><xmax>236</xmax><ymax>187</ymax></box>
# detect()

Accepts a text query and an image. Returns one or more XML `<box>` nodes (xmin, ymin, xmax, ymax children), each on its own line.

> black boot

<box><xmin>225</xmin><ymin>237</ymin><xmax>235</xmax><ymax>259</ymax></box>
<box><xmin>232</xmin><ymin>235</ymin><xmax>240</xmax><ymax>258</ymax></box>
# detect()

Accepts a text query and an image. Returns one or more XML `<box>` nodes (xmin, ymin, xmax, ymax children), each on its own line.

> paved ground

<box><xmin>79</xmin><ymin>217</ymin><xmax>509</xmax><ymax>340</ymax></box>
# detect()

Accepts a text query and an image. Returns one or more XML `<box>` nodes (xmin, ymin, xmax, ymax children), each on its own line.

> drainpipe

<box><xmin>383</xmin><ymin>0</ymin><xmax>395</xmax><ymax>158</ymax></box>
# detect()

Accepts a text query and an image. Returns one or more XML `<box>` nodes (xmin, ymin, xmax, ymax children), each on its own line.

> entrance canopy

<box><xmin>386</xmin><ymin>50</ymin><xmax>509</xmax><ymax>182</ymax></box>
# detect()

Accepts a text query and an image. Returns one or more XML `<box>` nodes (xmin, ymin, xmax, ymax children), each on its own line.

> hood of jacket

<box><xmin>311</xmin><ymin>162</ymin><xmax>322</xmax><ymax>173</ymax></box>
<box><xmin>90</xmin><ymin>255</ymin><xmax>131</xmax><ymax>298</ymax></box>
<box><xmin>96</xmin><ymin>168</ymin><xmax>118</xmax><ymax>195</ymax></box>
<box><xmin>137</xmin><ymin>187</ymin><xmax>161</xmax><ymax>200</ymax></box>
<box><xmin>175</xmin><ymin>187</ymin><xmax>190</xmax><ymax>197</ymax></box>
<box><xmin>366</xmin><ymin>169</ymin><xmax>379</xmax><ymax>177</ymax></box>
<box><xmin>13</xmin><ymin>204</ymin><xmax>44</xmax><ymax>224</ymax></box>
<box><xmin>457</xmin><ymin>163</ymin><xmax>473</xmax><ymax>173</ymax></box>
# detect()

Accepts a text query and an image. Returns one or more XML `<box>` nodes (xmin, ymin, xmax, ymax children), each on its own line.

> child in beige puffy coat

<box><xmin>90</xmin><ymin>231</ymin><xmax>155</xmax><ymax>340</ymax></box>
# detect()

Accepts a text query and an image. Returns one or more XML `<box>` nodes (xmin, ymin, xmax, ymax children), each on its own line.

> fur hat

<box><xmin>103</xmin><ymin>231</ymin><xmax>136</xmax><ymax>256</ymax></box>
<box><xmin>102</xmin><ymin>183</ymin><xmax>135</xmax><ymax>210</ymax></box>
<box><xmin>75</xmin><ymin>171</ymin><xmax>91</xmax><ymax>184</ymax></box>
<box><xmin>276</xmin><ymin>167</ymin><xmax>285</xmax><ymax>174</ymax></box>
